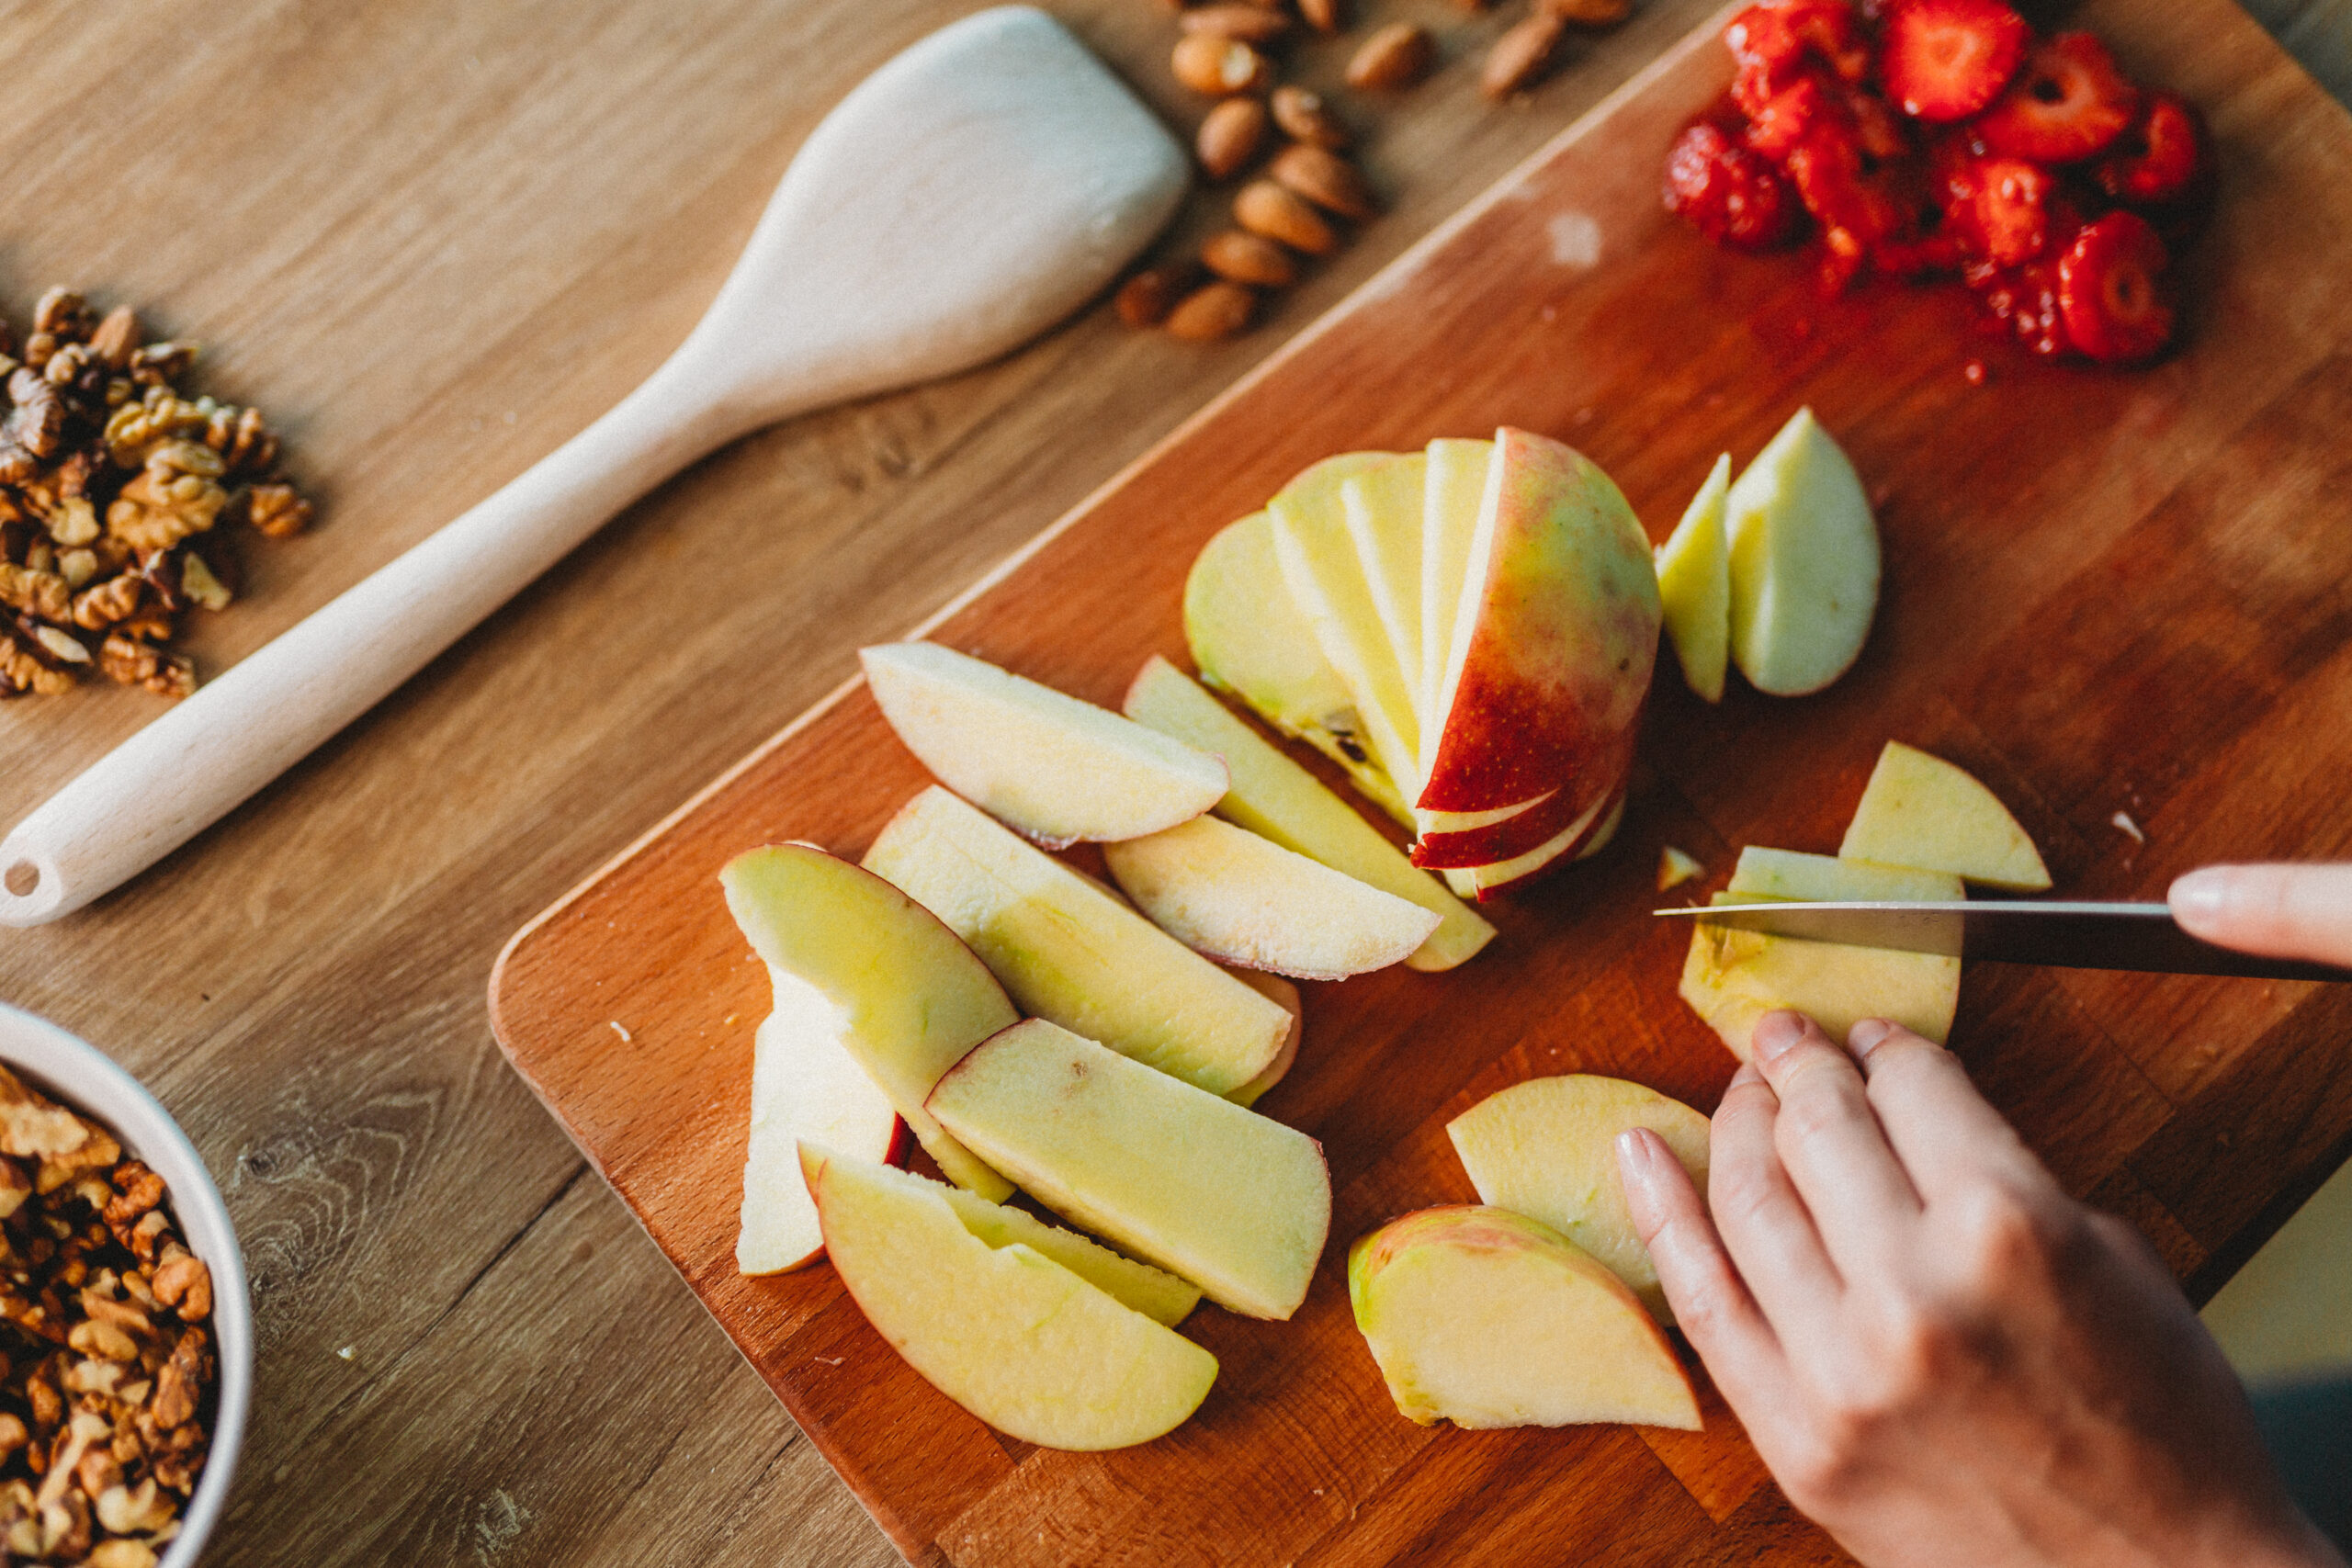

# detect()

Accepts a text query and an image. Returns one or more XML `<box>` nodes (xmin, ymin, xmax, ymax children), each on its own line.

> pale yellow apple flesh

<box><xmin>1342</xmin><ymin>455</ymin><xmax>1429</xmax><ymax>739</ymax></box>
<box><xmin>1183</xmin><ymin>509</ymin><xmax>1414</xmax><ymax>829</ymax></box>
<box><xmin>722</xmin><ymin>842</ymin><xmax>1015</xmax><ymax>1201</ymax></box>
<box><xmin>1840</xmin><ymin>741</ymin><xmax>2052</xmax><ymax>891</ymax></box>
<box><xmin>927</xmin><ymin>1019</ymin><xmax>1332</xmax><ymax>1321</ymax></box>
<box><xmin>1347</xmin><ymin>1206</ymin><xmax>1700</xmax><ymax>1430</ymax></box>
<box><xmin>1123</xmin><ymin>656</ymin><xmax>1493</xmax><ymax>970</ymax></box>
<box><xmin>930</xmin><ymin>1179</ymin><xmax>1201</xmax><ymax>1326</ymax></box>
<box><xmin>1731</xmin><ymin>844</ymin><xmax>1966</xmax><ymax>903</ymax></box>
<box><xmin>863</xmin><ymin>787</ymin><xmax>1290</xmax><ymax>1096</ymax></box>
<box><xmin>1419</xmin><ymin>437</ymin><xmax>1492</xmax><ymax>745</ymax></box>
<box><xmin>861</xmin><ymin>641</ymin><xmax>1226</xmax><ymax>849</ymax></box>
<box><xmin>802</xmin><ymin>1146</ymin><xmax>1216</xmax><ymax>1450</ymax></box>
<box><xmin>1655</xmin><ymin>453</ymin><xmax>1731</xmax><ymax>704</ymax></box>
<box><xmin>1446</xmin><ymin>1076</ymin><xmax>1710</xmax><ymax>1322</ymax></box>
<box><xmin>1462</xmin><ymin>786</ymin><xmax>1625</xmax><ymax>897</ymax></box>
<box><xmin>1724</xmin><ymin>407</ymin><xmax>1879</xmax><ymax>696</ymax></box>
<box><xmin>1657</xmin><ymin>845</ymin><xmax>1703</xmax><ymax>891</ymax></box>
<box><xmin>1679</xmin><ymin>847</ymin><xmax>1963</xmax><ymax>1061</ymax></box>
<box><xmin>736</xmin><ymin>977</ymin><xmax>907</xmax><ymax>1275</ymax></box>
<box><xmin>1102</xmin><ymin>815</ymin><xmax>1441</xmax><ymax>981</ymax></box>
<box><xmin>1222</xmin><ymin>968</ymin><xmax>1300</xmax><ymax>1109</ymax></box>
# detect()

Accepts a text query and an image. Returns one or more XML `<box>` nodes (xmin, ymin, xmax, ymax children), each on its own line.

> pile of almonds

<box><xmin>1121</xmin><ymin>0</ymin><xmax>1636</xmax><ymax>342</ymax></box>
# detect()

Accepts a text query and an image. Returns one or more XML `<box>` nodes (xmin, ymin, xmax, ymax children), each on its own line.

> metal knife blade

<box><xmin>1654</xmin><ymin>900</ymin><xmax>2352</xmax><ymax>983</ymax></box>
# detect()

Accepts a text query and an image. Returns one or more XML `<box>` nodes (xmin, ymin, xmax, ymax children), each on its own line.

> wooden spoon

<box><xmin>0</xmin><ymin>6</ymin><xmax>1185</xmax><ymax>926</ymax></box>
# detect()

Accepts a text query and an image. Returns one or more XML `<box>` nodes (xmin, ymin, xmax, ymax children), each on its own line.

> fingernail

<box><xmin>1753</xmin><ymin>1010</ymin><xmax>1806</xmax><ymax>1062</ymax></box>
<box><xmin>1616</xmin><ymin>1127</ymin><xmax>1660</xmax><ymax>1176</ymax></box>
<box><xmin>1849</xmin><ymin>1018</ymin><xmax>1897</xmax><ymax>1057</ymax></box>
<box><xmin>2170</xmin><ymin>867</ymin><xmax>2229</xmax><ymax>926</ymax></box>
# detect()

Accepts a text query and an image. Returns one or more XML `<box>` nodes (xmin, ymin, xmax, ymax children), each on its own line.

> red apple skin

<box><xmin>1465</xmin><ymin>782</ymin><xmax>1627</xmax><ymax>899</ymax></box>
<box><xmin>1411</xmin><ymin>728</ymin><xmax>1634</xmax><ymax>869</ymax></box>
<box><xmin>1419</xmin><ymin>429</ymin><xmax>1660</xmax><ymax>817</ymax></box>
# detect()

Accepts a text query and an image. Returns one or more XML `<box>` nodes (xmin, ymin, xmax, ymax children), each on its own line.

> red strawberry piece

<box><xmin>2097</xmin><ymin>91</ymin><xmax>2207</xmax><ymax>204</ymax></box>
<box><xmin>1972</xmin><ymin>257</ymin><xmax>2068</xmax><ymax>356</ymax></box>
<box><xmin>2058</xmin><ymin>210</ymin><xmax>2174</xmax><ymax>363</ymax></box>
<box><xmin>1746</xmin><ymin>73</ymin><xmax>1848</xmax><ymax>161</ymax></box>
<box><xmin>1946</xmin><ymin>155</ymin><xmax>2057</xmax><ymax>265</ymax></box>
<box><xmin>1726</xmin><ymin>0</ymin><xmax>1871</xmax><ymax>114</ymax></box>
<box><xmin>1878</xmin><ymin>0</ymin><xmax>2028</xmax><ymax>122</ymax></box>
<box><xmin>1874</xmin><ymin>231</ymin><xmax>1966</xmax><ymax>276</ymax></box>
<box><xmin>1665</xmin><ymin>120</ymin><xmax>1804</xmax><ymax>251</ymax></box>
<box><xmin>1973</xmin><ymin>31</ymin><xmax>2140</xmax><ymax>163</ymax></box>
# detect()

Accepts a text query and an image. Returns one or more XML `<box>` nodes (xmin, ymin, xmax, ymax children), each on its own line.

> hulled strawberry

<box><xmin>1973</xmin><ymin>31</ymin><xmax>2140</xmax><ymax>163</ymax></box>
<box><xmin>2097</xmin><ymin>91</ymin><xmax>2209</xmax><ymax>205</ymax></box>
<box><xmin>1666</xmin><ymin>120</ymin><xmax>1804</xmax><ymax>251</ymax></box>
<box><xmin>2056</xmin><ymin>211</ymin><xmax>2174</xmax><ymax>363</ymax></box>
<box><xmin>1878</xmin><ymin>0</ymin><xmax>2028</xmax><ymax>122</ymax></box>
<box><xmin>1942</xmin><ymin>155</ymin><xmax>2072</xmax><ymax>266</ymax></box>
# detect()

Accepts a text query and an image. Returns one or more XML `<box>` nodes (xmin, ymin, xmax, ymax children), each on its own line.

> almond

<box><xmin>1482</xmin><ymin>11</ymin><xmax>1566</xmax><ymax>98</ymax></box>
<box><xmin>1234</xmin><ymin>179</ymin><xmax>1340</xmax><ymax>254</ymax></box>
<box><xmin>1269</xmin><ymin>144</ymin><xmax>1378</xmax><ymax>220</ymax></box>
<box><xmin>1202</xmin><ymin>230</ymin><xmax>1300</xmax><ymax>287</ymax></box>
<box><xmin>1116</xmin><ymin>263</ymin><xmax>1201</xmax><ymax>328</ymax></box>
<box><xmin>1270</xmin><ymin>85</ymin><xmax>1351</xmax><ymax>149</ymax></box>
<box><xmin>1346</xmin><ymin>22</ymin><xmax>1436</xmax><ymax>90</ymax></box>
<box><xmin>1297</xmin><ymin>0</ymin><xmax>1344</xmax><ymax>34</ymax></box>
<box><xmin>1179</xmin><ymin>5</ymin><xmax>1294</xmax><ymax>44</ymax></box>
<box><xmin>1166</xmin><ymin>281</ymin><xmax>1258</xmax><ymax>342</ymax></box>
<box><xmin>1196</xmin><ymin>96</ymin><xmax>1271</xmax><ymax>180</ymax></box>
<box><xmin>1542</xmin><ymin>0</ymin><xmax>1634</xmax><ymax>24</ymax></box>
<box><xmin>1172</xmin><ymin>34</ymin><xmax>1273</xmax><ymax>96</ymax></box>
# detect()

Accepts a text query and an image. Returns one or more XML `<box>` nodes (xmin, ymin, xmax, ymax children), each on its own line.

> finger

<box><xmin>1846</xmin><ymin>1019</ymin><xmax>2055</xmax><ymax>1200</ymax></box>
<box><xmin>1707</xmin><ymin>1055</ymin><xmax>1846</xmax><ymax>1346</ymax></box>
<box><xmin>1617</xmin><ymin>1128</ymin><xmax>1788</xmax><ymax>1415</ymax></box>
<box><xmin>2170</xmin><ymin>863</ymin><xmax>2352</xmax><ymax>967</ymax></box>
<box><xmin>1748</xmin><ymin>1010</ymin><xmax>1920</xmax><ymax>1270</ymax></box>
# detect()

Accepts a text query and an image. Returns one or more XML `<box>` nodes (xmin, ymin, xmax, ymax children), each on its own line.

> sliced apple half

<box><xmin>1422</xmin><ymin>428</ymin><xmax>1660</xmax><ymax>823</ymax></box>
<box><xmin>1724</xmin><ymin>408</ymin><xmax>1879</xmax><ymax>697</ymax></box>
<box><xmin>861</xmin><ymin>641</ymin><xmax>1225</xmax><ymax>848</ymax></box>
<box><xmin>1347</xmin><ymin>1205</ymin><xmax>1700</xmax><ymax>1430</ymax></box>
<box><xmin>736</xmin><ymin>980</ymin><xmax>909</xmax><ymax>1275</ymax></box>
<box><xmin>722</xmin><ymin>842</ymin><xmax>1016</xmax><ymax>1201</ymax></box>
<box><xmin>928</xmin><ymin>1019</ymin><xmax>1332</xmax><ymax>1320</ymax></box>
<box><xmin>1184</xmin><ymin>510</ymin><xmax>1413</xmax><ymax>829</ymax></box>
<box><xmin>1656</xmin><ymin>453</ymin><xmax>1732</xmax><ymax>704</ymax></box>
<box><xmin>1446</xmin><ymin>1076</ymin><xmax>1710</xmax><ymax>1322</ymax></box>
<box><xmin>1839</xmin><ymin>741</ymin><xmax>2052</xmax><ymax>891</ymax></box>
<box><xmin>803</xmin><ymin>1146</ymin><xmax>1216</xmax><ymax>1450</ymax></box>
<box><xmin>1419</xmin><ymin>437</ymin><xmax>1492</xmax><ymax>739</ymax></box>
<box><xmin>863</xmin><ymin>786</ymin><xmax>1289</xmax><ymax>1096</ymax></box>
<box><xmin>1223</xmin><ymin>969</ymin><xmax>1300</xmax><ymax>1109</ymax></box>
<box><xmin>1341</xmin><ymin>454</ymin><xmax>1430</xmax><ymax>741</ymax></box>
<box><xmin>930</xmin><ymin>1178</ymin><xmax>1202</xmax><ymax>1325</ymax></box>
<box><xmin>1124</xmin><ymin>656</ymin><xmax>1494</xmax><ymax>970</ymax></box>
<box><xmin>1103</xmin><ymin>816</ymin><xmax>1441</xmax><ymax>980</ymax></box>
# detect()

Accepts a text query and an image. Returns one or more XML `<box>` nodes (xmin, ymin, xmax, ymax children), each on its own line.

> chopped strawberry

<box><xmin>2096</xmin><ymin>91</ymin><xmax>2207</xmax><ymax>205</ymax></box>
<box><xmin>2057</xmin><ymin>211</ymin><xmax>2174</xmax><ymax>363</ymax></box>
<box><xmin>1727</xmin><ymin>0</ymin><xmax>1871</xmax><ymax>115</ymax></box>
<box><xmin>1973</xmin><ymin>32</ymin><xmax>2140</xmax><ymax>163</ymax></box>
<box><xmin>1972</xmin><ymin>257</ymin><xmax>2067</xmax><ymax>356</ymax></box>
<box><xmin>1786</xmin><ymin>128</ymin><xmax>1911</xmax><ymax>282</ymax></box>
<box><xmin>1746</xmin><ymin>73</ymin><xmax>1845</xmax><ymax>159</ymax></box>
<box><xmin>1666</xmin><ymin>120</ymin><xmax>1804</xmax><ymax>251</ymax></box>
<box><xmin>1942</xmin><ymin>156</ymin><xmax>2060</xmax><ymax>265</ymax></box>
<box><xmin>1878</xmin><ymin>0</ymin><xmax>2028</xmax><ymax>122</ymax></box>
<box><xmin>1874</xmin><ymin>231</ymin><xmax>1966</xmax><ymax>276</ymax></box>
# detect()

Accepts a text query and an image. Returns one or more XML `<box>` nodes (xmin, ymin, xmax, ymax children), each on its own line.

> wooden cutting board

<box><xmin>489</xmin><ymin>1</ymin><xmax>2352</xmax><ymax>1561</ymax></box>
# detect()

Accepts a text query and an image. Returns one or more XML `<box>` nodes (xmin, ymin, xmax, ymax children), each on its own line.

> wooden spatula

<box><xmin>0</xmin><ymin>6</ymin><xmax>1185</xmax><ymax>926</ymax></box>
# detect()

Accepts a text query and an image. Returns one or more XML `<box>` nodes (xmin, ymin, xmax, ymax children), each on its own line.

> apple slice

<box><xmin>1679</xmin><ymin>846</ymin><xmax>1964</xmax><ymax>1061</ymax></box>
<box><xmin>863</xmin><ymin>786</ymin><xmax>1289</xmax><ymax>1095</ymax></box>
<box><xmin>1657</xmin><ymin>846</ymin><xmax>1702</xmax><ymax>890</ymax></box>
<box><xmin>1223</xmin><ymin>969</ymin><xmax>1300</xmax><ymax>1109</ymax></box>
<box><xmin>861</xmin><ymin>641</ymin><xmax>1225</xmax><ymax>848</ymax></box>
<box><xmin>736</xmin><ymin>979</ymin><xmax>909</xmax><ymax>1275</ymax></box>
<box><xmin>1655</xmin><ymin>453</ymin><xmax>1732</xmax><ymax>704</ymax></box>
<box><xmin>1446</xmin><ymin>1076</ymin><xmax>1710</xmax><ymax>1322</ymax></box>
<box><xmin>1423</xmin><ymin>428</ymin><xmax>1661</xmax><ymax>818</ymax></box>
<box><xmin>1184</xmin><ymin>509</ymin><xmax>1414</xmax><ymax>829</ymax></box>
<box><xmin>927</xmin><ymin>1019</ymin><xmax>1332</xmax><ymax>1320</ymax></box>
<box><xmin>1103</xmin><ymin>816</ymin><xmax>1441</xmax><ymax>980</ymax></box>
<box><xmin>928</xmin><ymin>1179</ymin><xmax>1202</xmax><ymax>1325</ymax></box>
<box><xmin>722</xmin><ymin>843</ymin><xmax>1016</xmax><ymax>1201</ymax></box>
<box><xmin>1724</xmin><ymin>408</ymin><xmax>1879</xmax><ymax>696</ymax></box>
<box><xmin>1459</xmin><ymin>774</ymin><xmax>1628</xmax><ymax>898</ymax></box>
<box><xmin>1123</xmin><ymin>656</ymin><xmax>1494</xmax><ymax>970</ymax></box>
<box><xmin>1839</xmin><ymin>741</ymin><xmax>2052</xmax><ymax>891</ymax></box>
<box><xmin>1347</xmin><ymin>1206</ymin><xmax>1701</xmax><ymax>1430</ymax></box>
<box><xmin>1419</xmin><ymin>437</ymin><xmax>1492</xmax><ymax>741</ymax></box>
<box><xmin>803</xmin><ymin>1146</ymin><xmax>1216</xmax><ymax>1450</ymax></box>
<box><xmin>1340</xmin><ymin>454</ymin><xmax>1430</xmax><ymax>742</ymax></box>
<box><xmin>1411</xmin><ymin>783</ymin><xmax>1589</xmax><ymax>869</ymax></box>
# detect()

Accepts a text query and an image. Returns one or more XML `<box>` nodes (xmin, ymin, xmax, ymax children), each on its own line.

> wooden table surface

<box><xmin>0</xmin><ymin>2</ymin><xmax>2344</xmax><ymax>1562</ymax></box>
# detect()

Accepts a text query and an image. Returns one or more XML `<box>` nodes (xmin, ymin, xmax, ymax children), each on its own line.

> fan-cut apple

<box><xmin>722</xmin><ymin>842</ymin><xmax>1015</xmax><ymax>1201</ymax></box>
<box><xmin>927</xmin><ymin>1019</ymin><xmax>1332</xmax><ymax>1320</ymax></box>
<box><xmin>1103</xmin><ymin>815</ymin><xmax>1441</xmax><ymax>980</ymax></box>
<box><xmin>861</xmin><ymin>641</ymin><xmax>1226</xmax><ymax>848</ymax></box>
<box><xmin>1840</xmin><ymin>741</ymin><xmax>2052</xmax><ymax>890</ymax></box>
<box><xmin>1184</xmin><ymin>510</ymin><xmax>1412</xmax><ymax>828</ymax></box>
<box><xmin>803</xmin><ymin>1146</ymin><xmax>1216</xmax><ymax>1450</ymax></box>
<box><xmin>1348</xmin><ymin>1206</ymin><xmax>1700</xmax><ymax>1430</ymax></box>
<box><xmin>1340</xmin><ymin>455</ymin><xmax>1429</xmax><ymax>744</ymax></box>
<box><xmin>1724</xmin><ymin>408</ymin><xmax>1879</xmax><ymax>696</ymax></box>
<box><xmin>1656</xmin><ymin>453</ymin><xmax>1731</xmax><ymax>704</ymax></box>
<box><xmin>1460</xmin><ymin>781</ymin><xmax>1626</xmax><ymax>898</ymax></box>
<box><xmin>1419</xmin><ymin>437</ymin><xmax>1491</xmax><ymax>731</ymax></box>
<box><xmin>863</xmin><ymin>786</ymin><xmax>1289</xmax><ymax>1095</ymax></box>
<box><xmin>1123</xmin><ymin>656</ymin><xmax>1493</xmax><ymax>971</ymax></box>
<box><xmin>1447</xmin><ymin>1076</ymin><xmax>1709</xmax><ymax>1321</ymax></box>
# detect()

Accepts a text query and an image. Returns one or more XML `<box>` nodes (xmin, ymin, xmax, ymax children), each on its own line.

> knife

<box><xmin>1654</xmin><ymin>900</ymin><xmax>2352</xmax><ymax>983</ymax></box>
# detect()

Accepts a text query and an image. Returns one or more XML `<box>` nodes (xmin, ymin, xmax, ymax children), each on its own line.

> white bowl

<box><xmin>0</xmin><ymin>1002</ymin><xmax>251</xmax><ymax>1567</ymax></box>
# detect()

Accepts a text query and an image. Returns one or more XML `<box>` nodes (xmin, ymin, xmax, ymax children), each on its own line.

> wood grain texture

<box><xmin>488</xmin><ymin>2</ymin><xmax>2352</xmax><ymax>1564</ymax></box>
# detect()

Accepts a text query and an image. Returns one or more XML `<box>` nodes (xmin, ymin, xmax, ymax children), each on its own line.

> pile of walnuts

<box><xmin>0</xmin><ymin>288</ymin><xmax>313</xmax><ymax>699</ymax></box>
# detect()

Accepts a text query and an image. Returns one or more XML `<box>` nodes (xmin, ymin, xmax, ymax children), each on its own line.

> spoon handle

<box><xmin>0</xmin><ymin>355</ymin><xmax>731</xmax><ymax>926</ymax></box>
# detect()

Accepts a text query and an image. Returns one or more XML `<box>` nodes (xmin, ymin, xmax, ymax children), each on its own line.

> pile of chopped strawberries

<box><xmin>1662</xmin><ymin>0</ymin><xmax>2212</xmax><ymax>364</ymax></box>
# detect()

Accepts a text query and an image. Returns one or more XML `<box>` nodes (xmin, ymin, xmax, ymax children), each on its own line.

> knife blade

<box><xmin>1654</xmin><ymin>900</ymin><xmax>2352</xmax><ymax>983</ymax></box>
